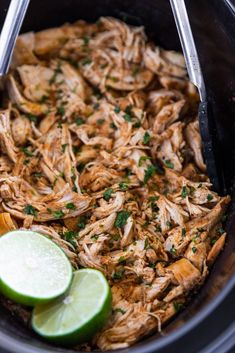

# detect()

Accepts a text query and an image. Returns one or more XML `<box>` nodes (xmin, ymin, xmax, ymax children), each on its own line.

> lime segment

<box><xmin>0</xmin><ymin>230</ymin><xmax>72</xmax><ymax>306</ymax></box>
<box><xmin>32</xmin><ymin>269</ymin><xmax>112</xmax><ymax>345</ymax></box>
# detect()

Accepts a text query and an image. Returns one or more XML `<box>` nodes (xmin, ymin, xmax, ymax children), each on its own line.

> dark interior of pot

<box><xmin>0</xmin><ymin>0</ymin><xmax>234</xmax><ymax>352</ymax></box>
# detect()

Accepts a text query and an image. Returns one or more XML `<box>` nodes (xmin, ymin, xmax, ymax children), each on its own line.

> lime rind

<box><xmin>32</xmin><ymin>269</ymin><xmax>112</xmax><ymax>345</ymax></box>
<box><xmin>0</xmin><ymin>230</ymin><xmax>73</xmax><ymax>306</ymax></box>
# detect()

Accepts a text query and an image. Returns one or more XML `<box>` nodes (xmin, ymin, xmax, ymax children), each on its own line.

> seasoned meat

<box><xmin>0</xmin><ymin>16</ymin><xmax>230</xmax><ymax>352</ymax></box>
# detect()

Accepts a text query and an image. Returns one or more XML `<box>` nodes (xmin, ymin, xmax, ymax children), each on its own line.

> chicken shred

<box><xmin>0</xmin><ymin>16</ymin><xmax>230</xmax><ymax>351</ymax></box>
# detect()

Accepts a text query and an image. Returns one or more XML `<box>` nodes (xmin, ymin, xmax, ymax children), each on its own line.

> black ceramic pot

<box><xmin>0</xmin><ymin>0</ymin><xmax>235</xmax><ymax>352</ymax></box>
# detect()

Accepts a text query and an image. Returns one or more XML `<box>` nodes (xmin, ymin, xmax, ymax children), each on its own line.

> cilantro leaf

<box><xmin>115</xmin><ymin>210</ymin><xmax>130</xmax><ymax>228</ymax></box>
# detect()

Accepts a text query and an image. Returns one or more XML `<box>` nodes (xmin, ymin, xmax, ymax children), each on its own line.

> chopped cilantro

<box><xmin>210</xmin><ymin>237</ymin><xmax>217</xmax><ymax>245</ymax></box>
<box><xmin>115</xmin><ymin>210</ymin><xmax>130</xmax><ymax>228</ymax></box>
<box><xmin>77</xmin><ymin>216</ymin><xmax>87</xmax><ymax>230</ymax></box>
<box><xmin>61</xmin><ymin>143</ymin><xmax>68</xmax><ymax>153</ymax></box>
<box><xmin>143</xmin><ymin>131</ymin><xmax>151</xmax><ymax>145</ymax></box>
<box><xmin>26</xmin><ymin>114</ymin><xmax>38</xmax><ymax>123</ymax></box>
<box><xmin>181</xmin><ymin>228</ymin><xmax>186</xmax><ymax>237</ymax></box>
<box><xmin>134</xmin><ymin>121</ymin><xmax>141</xmax><ymax>128</ymax></box>
<box><xmin>144</xmin><ymin>164</ymin><xmax>156</xmax><ymax>184</ymax></box>
<box><xmin>207</xmin><ymin>194</ymin><xmax>213</xmax><ymax>202</ymax></box>
<box><xmin>173</xmin><ymin>302</ymin><xmax>184</xmax><ymax>313</ymax></box>
<box><xmin>39</xmin><ymin>95</ymin><xmax>49</xmax><ymax>103</ymax></box>
<box><xmin>81</xmin><ymin>57</ymin><xmax>92</xmax><ymax>66</ymax></box>
<box><xmin>110</xmin><ymin>122</ymin><xmax>117</xmax><ymax>130</ymax></box>
<box><xmin>148</xmin><ymin>262</ymin><xmax>156</xmax><ymax>268</ymax></box>
<box><xmin>82</xmin><ymin>35</ymin><xmax>90</xmax><ymax>45</ymax></box>
<box><xmin>114</xmin><ymin>106</ymin><xmax>121</xmax><ymax>114</ymax></box>
<box><xmin>118</xmin><ymin>256</ymin><xmax>126</xmax><ymax>264</ymax></box>
<box><xmin>138</xmin><ymin>156</ymin><xmax>151</xmax><ymax>167</ymax></box>
<box><xmin>150</xmin><ymin>201</ymin><xmax>159</xmax><ymax>213</ymax></box>
<box><xmin>93</xmin><ymin>87</ymin><xmax>103</xmax><ymax>99</ymax></box>
<box><xmin>53</xmin><ymin>210</ymin><xmax>65</xmax><ymax>219</ymax></box>
<box><xmin>66</xmin><ymin>202</ymin><xmax>76</xmax><ymax>210</ymax></box>
<box><xmin>119</xmin><ymin>182</ymin><xmax>128</xmax><ymax>191</ymax></box>
<box><xmin>170</xmin><ymin>245</ymin><xmax>177</xmax><ymax>255</ymax></box>
<box><xmin>165</xmin><ymin>160</ymin><xmax>174</xmax><ymax>169</ymax></box>
<box><xmin>32</xmin><ymin>172</ymin><xmax>43</xmax><ymax>179</ymax></box>
<box><xmin>181</xmin><ymin>186</ymin><xmax>188</xmax><ymax>198</ymax></box>
<box><xmin>63</xmin><ymin>230</ymin><xmax>77</xmax><ymax>246</ymax></box>
<box><xmin>91</xmin><ymin>234</ymin><xmax>99</xmax><ymax>241</ymax></box>
<box><xmin>155</xmin><ymin>225</ymin><xmax>162</xmax><ymax>232</ymax></box>
<box><xmin>192</xmin><ymin>246</ymin><xmax>197</xmax><ymax>253</ymax></box>
<box><xmin>56</xmin><ymin>105</ymin><xmax>65</xmax><ymax>116</ymax></box>
<box><xmin>23</xmin><ymin>159</ymin><xmax>30</xmax><ymax>165</ymax></box>
<box><xmin>75</xmin><ymin>117</ymin><xmax>85</xmax><ymax>126</ymax></box>
<box><xmin>21</xmin><ymin>147</ymin><xmax>33</xmax><ymax>157</ymax></box>
<box><xmin>149</xmin><ymin>196</ymin><xmax>159</xmax><ymax>202</ymax></box>
<box><xmin>144</xmin><ymin>238</ymin><xmax>150</xmax><ymax>250</ymax></box>
<box><xmin>123</xmin><ymin>113</ymin><xmax>132</xmax><ymax>122</ymax></box>
<box><xmin>123</xmin><ymin>105</ymin><xmax>133</xmax><ymax>122</ymax></box>
<box><xmin>112</xmin><ymin>270</ymin><xmax>124</xmax><ymax>281</ymax></box>
<box><xmin>103</xmin><ymin>188</ymin><xmax>113</xmax><ymax>201</ymax></box>
<box><xmin>23</xmin><ymin>204</ymin><xmax>37</xmax><ymax>216</ymax></box>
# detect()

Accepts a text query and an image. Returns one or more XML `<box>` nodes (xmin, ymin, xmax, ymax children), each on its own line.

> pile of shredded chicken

<box><xmin>0</xmin><ymin>17</ymin><xmax>230</xmax><ymax>350</ymax></box>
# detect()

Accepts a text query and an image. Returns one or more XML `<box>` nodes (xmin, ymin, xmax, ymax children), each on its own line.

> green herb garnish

<box><xmin>26</xmin><ymin>114</ymin><xmax>38</xmax><ymax>123</ymax></box>
<box><xmin>23</xmin><ymin>204</ymin><xmax>37</xmax><ymax>216</ymax></box>
<box><xmin>53</xmin><ymin>210</ymin><xmax>65</xmax><ymax>219</ymax></box>
<box><xmin>144</xmin><ymin>165</ymin><xmax>156</xmax><ymax>184</ymax></box>
<box><xmin>21</xmin><ymin>147</ymin><xmax>33</xmax><ymax>157</ymax></box>
<box><xmin>56</xmin><ymin>105</ymin><xmax>65</xmax><ymax>116</ymax></box>
<box><xmin>103</xmin><ymin>188</ymin><xmax>113</xmax><ymax>201</ymax></box>
<box><xmin>138</xmin><ymin>156</ymin><xmax>151</xmax><ymax>167</ymax></box>
<box><xmin>207</xmin><ymin>194</ymin><xmax>213</xmax><ymax>202</ymax></box>
<box><xmin>170</xmin><ymin>245</ymin><xmax>177</xmax><ymax>255</ymax></box>
<box><xmin>75</xmin><ymin>117</ymin><xmax>85</xmax><ymax>126</ymax></box>
<box><xmin>165</xmin><ymin>160</ymin><xmax>174</xmax><ymax>169</ymax></box>
<box><xmin>114</xmin><ymin>106</ymin><xmax>121</xmax><ymax>114</ymax></box>
<box><xmin>66</xmin><ymin>202</ymin><xmax>76</xmax><ymax>210</ymax></box>
<box><xmin>143</xmin><ymin>131</ymin><xmax>151</xmax><ymax>145</ymax></box>
<box><xmin>77</xmin><ymin>216</ymin><xmax>87</xmax><ymax>230</ymax></box>
<box><xmin>119</xmin><ymin>182</ymin><xmax>128</xmax><ymax>191</ymax></box>
<box><xmin>61</xmin><ymin>144</ymin><xmax>68</xmax><ymax>153</ymax></box>
<box><xmin>181</xmin><ymin>186</ymin><xmax>188</xmax><ymax>198</ymax></box>
<box><xmin>115</xmin><ymin>210</ymin><xmax>130</xmax><ymax>228</ymax></box>
<box><xmin>81</xmin><ymin>57</ymin><xmax>92</xmax><ymax>66</ymax></box>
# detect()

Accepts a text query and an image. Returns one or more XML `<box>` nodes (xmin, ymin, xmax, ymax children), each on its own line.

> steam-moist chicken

<box><xmin>0</xmin><ymin>16</ymin><xmax>230</xmax><ymax>351</ymax></box>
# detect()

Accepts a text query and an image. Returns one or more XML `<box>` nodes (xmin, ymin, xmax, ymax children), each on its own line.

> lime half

<box><xmin>32</xmin><ymin>269</ymin><xmax>112</xmax><ymax>345</ymax></box>
<box><xmin>0</xmin><ymin>230</ymin><xmax>72</xmax><ymax>306</ymax></box>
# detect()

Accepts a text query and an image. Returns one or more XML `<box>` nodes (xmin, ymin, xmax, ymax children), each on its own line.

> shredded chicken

<box><xmin>0</xmin><ymin>17</ymin><xmax>230</xmax><ymax>351</ymax></box>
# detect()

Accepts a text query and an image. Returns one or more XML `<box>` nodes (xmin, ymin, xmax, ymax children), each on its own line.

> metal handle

<box><xmin>0</xmin><ymin>0</ymin><xmax>30</xmax><ymax>76</ymax></box>
<box><xmin>169</xmin><ymin>0</ymin><xmax>205</xmax><ymax>101</ymax></box>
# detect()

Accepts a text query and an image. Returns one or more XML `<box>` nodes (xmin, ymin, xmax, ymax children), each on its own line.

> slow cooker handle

<box><xmin>0</xmin><ymin>0</ymin><xmax>30</xmax><ymax>75</ymax></box>
<box><xmin>170</xmin><ymin>0</ymin><xmax>225</xmax><ymax>194</ymax></box>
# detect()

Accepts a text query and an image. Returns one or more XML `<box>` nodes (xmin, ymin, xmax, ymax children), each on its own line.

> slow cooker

<box><xmin>0</xmin><ymin>0</ymin><xmax>235</xmax><ymax>352</ymax></box>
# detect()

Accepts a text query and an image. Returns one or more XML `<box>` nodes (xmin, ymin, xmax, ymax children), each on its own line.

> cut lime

<box><xmin>0</xmin><ymin>230</ymin><xmax>72</xmax><ymax>306</ymax></box>
<box><xmin>32</xmin><ymin>269</ymin><xmax>112</xmax><ymax>345</ymax></box>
